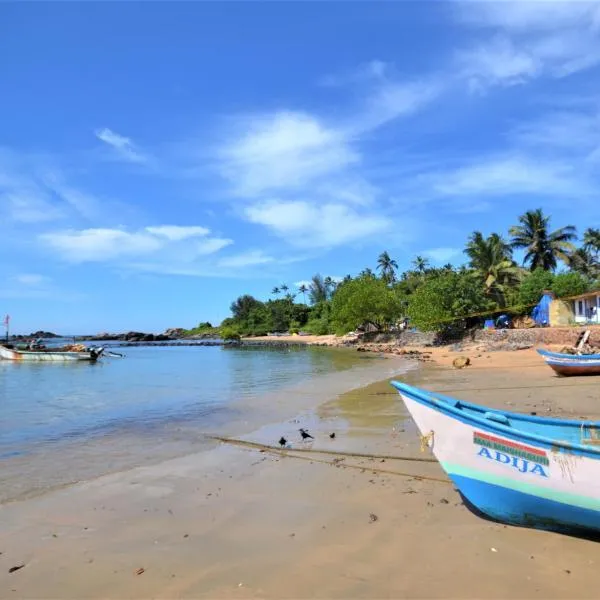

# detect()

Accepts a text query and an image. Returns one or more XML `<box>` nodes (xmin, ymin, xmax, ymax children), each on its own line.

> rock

<box><xmin>452</xmin><ymin>356</ymin><xmax>471</xmax><ymax>369</ymax></box>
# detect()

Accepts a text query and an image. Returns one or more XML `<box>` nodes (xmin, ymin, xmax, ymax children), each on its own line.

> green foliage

<box><xmin>551</xmin><ymin>272</ymin><xmax>589</xmax><ymax>299</ymax></box>
<box><xmin>406</xmin><ymin>270</ymin><xmax>494</xmax><ymax>332</ymax></box>
<box><xmin>220</xmin><ymin>326</ymin><xmax>241</xmax><ymax>341</ymax></box>
<box><xmin>518</xmin><ymin>268</ymin><xmax>554</xmax><ymax>307</ymax></box>
<box><xmin>331</xmin><ymin>275</ymin><xmax>402</xmax><ymax>334</ymax></box>
<box><xmin>184</xmin><ymin>321</ymin><xmax>218</xmax><ymax>336</ymax></box>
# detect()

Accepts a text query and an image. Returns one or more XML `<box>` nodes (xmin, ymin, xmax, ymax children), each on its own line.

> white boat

<box><xmin>0</xmin><ymin>345</ymin><xmax>104</xmax><ymax>362</ymax></box>
<box><xmin>391</xmin><ymin>380</ymin><xmax>600</xmax><ymax>534</ymax></box>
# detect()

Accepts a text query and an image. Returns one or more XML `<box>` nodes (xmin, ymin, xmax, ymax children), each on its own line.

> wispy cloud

<box><xmin>218</xmin><ymin>249</ymin><xmax>274</xmax><ymax>268</ymax></box>
<box><xmin>454</xmin><ymin>0</ymin><xmax>600</xmax><ymax>89</ymax></box>
<box><xmin>40</xmin><ymin>225</ymin><xmax>231</xmax><ymax>263</ymax></box>
<box><xmin>244</xmin><ymin>199</ymin><xmax>390</xmax><ymax>249</ymax></box>
<box><xmin>95</xmin><ymin>128</ymin><xmax>148</xmax><ymax>163</ymax></box>
<box><xmin>13</xmin><ymin>273</ymin><xmax>49</xmax><ymax>286</ymax></box>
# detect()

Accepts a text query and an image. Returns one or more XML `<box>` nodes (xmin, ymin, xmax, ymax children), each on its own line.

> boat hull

<box><xmin>0</xmin><ymin>345</ymin><xmax>101</xmax><ymax>362</ymax></box>
<box><xmin>393</xmin><ymin>383</ymin><xmax>600</xmax><ymax>534</ymax></box>
<box><xmin>537</xmin><ymin>350</ymin><xmax>600</xmax><ymax>376</ymax></box>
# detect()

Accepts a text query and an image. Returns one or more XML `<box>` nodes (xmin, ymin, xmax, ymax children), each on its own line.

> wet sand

<box><xmin>2</xmin><ymin>349</ymin><xmax>600</xmax><ymax>598</ymax></box>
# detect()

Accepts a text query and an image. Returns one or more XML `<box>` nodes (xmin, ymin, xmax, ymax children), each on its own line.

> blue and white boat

<box><xmin>391</xmin><ymin>380</ymin><xmax>600</xmax><ymax>534</ymax></box>
<box><xmin>537</xmin><ymin>348</ymin><xmax>600</xmax><ymax>376</ymax></box>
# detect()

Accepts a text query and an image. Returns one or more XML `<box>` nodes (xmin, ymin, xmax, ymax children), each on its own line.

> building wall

<box><xmin>549</xmin><ymin>299</ymin><xmax>573</xmax><ymax>327</ymax></box>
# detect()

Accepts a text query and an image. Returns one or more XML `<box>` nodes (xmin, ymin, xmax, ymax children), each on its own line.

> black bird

<box><xmin>278</xmin><ymin>436</ymin><xmax>287</xmax><ymax>447</ymax></box>
<box><xmin>299</xmin><ymin>428</ymin><xmax>314</xmax><ymax>441</ymax></box>
<box><xmin>329</xmin><ymin>432</ymin><xmax>336</xmax><ymax>439</ymax></box>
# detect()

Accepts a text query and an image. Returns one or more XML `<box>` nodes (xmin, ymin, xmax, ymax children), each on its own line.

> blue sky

<box><xmin>2</xmin><ymin>1</ymin><xmax>600</xmax><ymax>334</ymax></box>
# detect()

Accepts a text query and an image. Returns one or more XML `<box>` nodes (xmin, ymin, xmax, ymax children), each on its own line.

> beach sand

<box><xmin>2</xmin><ymin>348</ymin><xmax>600</xmax><ymax>599</ymax></box>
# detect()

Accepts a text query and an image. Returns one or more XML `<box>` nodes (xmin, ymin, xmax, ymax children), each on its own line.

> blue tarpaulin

<box><xmin>532</xmin><ymin>292</ymin><xmax>552</xmax><ymax>326</ymax></box>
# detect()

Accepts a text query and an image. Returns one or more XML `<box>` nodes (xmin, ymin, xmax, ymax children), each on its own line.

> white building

<box><xmin>571</xmin><ymin>291</ymin><xmax>600</xmax><ymax>324</ymax></box>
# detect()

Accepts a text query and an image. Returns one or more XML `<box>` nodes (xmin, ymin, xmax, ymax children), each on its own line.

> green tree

<box><xmin>280</xmin><ymin>283</ymin><xmax>289</xmax><ymax>293</ymax></box>
<box><xmin>298</xmin><ymin>284</ymin><xmax>308</xmax><ymax>304</ymax></box>
<box><xmin>271</xmin><ymin>286</ymin><xmax>280</xmax><ymax>297</ymax></box>
<box><xmin>331</xmin><ymin>275</ymin><xmax>402</xmax><ymax>334</ymax></box>
<box><xmin>308</xmin><ymin>274</ymin><xmax>328</xmax><ymax>304</ymax></box>
<box><xmin>464</xmin><ymin>231</ymin><xmax>522</xmax><ymax>306</ymax></box>
<box><xmin>567</xmin><ymin>247</ymin><xmax>600</xmax><ymax>280</ymax></box>
<box><xmin>517</xmin><ymin>268</ymin><xmax>554</xmax><ymax>307</ymax></box>
<box><xmin>229</xmin><ymin>295</ymin><xmax>262</xmax><ymax>321</ymax></box>
<box><xmin>412</xmin><ymin>255</ymin><xmax>430</xmax><ymax>274</ymax></box>
<box><xmin>583</xmin><ymin>227</ymin><xmax>600</xmax><ymax>257</ymax></box>
<box><xmin>551</xmin><ymin>272</ymin><xmax>589</xmax><ymax>299</ymax></box>
<box><xmin>406</xmin><ymin>270</ymin><xmax>493</xmax><ymax>332</ymax></box>
<box><xmin>377</xmin><ymin>251</ymin><xmax>398</xmax><ymax>284</ymax></box>
<box><xmin>509</xmin><ymin>208</ymin><xmax>577</xmax><ymax>271</ymax></box>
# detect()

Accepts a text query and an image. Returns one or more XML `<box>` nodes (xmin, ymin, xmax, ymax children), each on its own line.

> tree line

<box><xmin>203</xmin><ymin>209</ymin><xmax>600</xmax><ymax>338</ymax></box>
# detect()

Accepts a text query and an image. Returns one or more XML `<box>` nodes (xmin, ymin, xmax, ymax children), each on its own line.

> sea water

<box><xmin>0</xmin><ymin>344</ymin><xmax>410</xmax><ymax>503</ymax></box>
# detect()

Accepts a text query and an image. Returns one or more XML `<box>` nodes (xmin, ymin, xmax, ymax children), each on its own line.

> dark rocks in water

<box><xmin>29</xmin><ymin>331</ymin><xmax>60</xmax><ymax>338</ymax></box>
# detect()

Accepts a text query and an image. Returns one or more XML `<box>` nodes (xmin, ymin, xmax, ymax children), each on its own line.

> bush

<box><xmin>552</xmin><ymin>272</ymin><xmax>589</xmax><ymax>299</ymax></box>
<box><xmin>220</xmin><ymin>326</ymin><xmax>241</xmax><ymax>341</ymax></box>
<box><xmin>518</xmin><ymin>268</ymin><xmax>554</xmax><ymax>307</ymax></box>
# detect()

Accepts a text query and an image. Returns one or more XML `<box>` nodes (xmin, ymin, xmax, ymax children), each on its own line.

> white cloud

<box><xmin>95</xmin><ymin>128</ymin><xmax>147</xmax><ymax>163</ymax></box>
<box><xmin>456</xmin><ymin>36</ymin><xmax>541</xmax><ymax>89</ymax></box>
<box><xmin>244</xmin><ymin>200</ymin><xmax>390</xmax><ymax>248</ymax></box>
<box><xmin>454</xmin><ymin>1</ymin><xmax>600</xmax><ymax>88</ymax></box>
<box><xmin>145</xmin><ymin>225</ymin><xmax>210</xmax><ymax>241</ymax></box>
<box><xmin>219</xmin><ymin>111</ymin><xmax>358</xmax><ymax>197</ymax></box>
<box><xmin>39</xmin><ymin>225</ymin><xmax>231</xmax><ymax>263</ymax></box>
<box><xmin>427</xmin><ymin>155</ymin><xmax>593</xmax><ymax>198</ymax></box>
<box><xmin>13</xmin><ymin>274</ymin><xmax>49</xmax><ymax>286</ymax></box>
<box><xmin>218</xmin><ymin>250</ymin><xmax>274</xmax><ymax>268</ymax></box>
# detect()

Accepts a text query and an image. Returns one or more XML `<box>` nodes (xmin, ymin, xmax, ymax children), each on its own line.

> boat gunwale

<box><xmin>537</xmin><ymin>348</ymin><xmax>600</xmax><ymax>360</ymax></box>
<box><xmin>390</xmin><ymin>380</ymin><xmax>600</xmax><ymax>458</ymax></box>
<box><xmin>0</xmin><ymin>345</ymin><xmax>101</xmax><ymax>361</ymax></box>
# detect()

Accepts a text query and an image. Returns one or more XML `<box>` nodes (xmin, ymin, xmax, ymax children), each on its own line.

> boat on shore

<box><xmin>537</xmin><ymin>348</ymin><xmax>600</xmax><ymax>376</ymax></box>
<box><xmin>0</xmin><ymin>344</ymin><xmax>105</xmax><ymax>362</ymax></box>
<box><xmin>391</xmin><ymin>380</ymin><xmax>600</xmax><ymax>535</ymax></box>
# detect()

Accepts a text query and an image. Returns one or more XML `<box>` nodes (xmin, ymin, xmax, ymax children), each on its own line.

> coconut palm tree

<box><xmin>308</xmin><ymin>274</ymin><xmax>328</xmax><ymax>305</ymax></box>
<box><xmin>298</xmin><ymin>284</ymin><xmax>308</xmax><ymax>304</ymax></box>
<box><xmin>359</xmin><ymin>268</ymin><xmax>375</xmax><ymax>278</ymax></box>
<box><xmin>464</xmin><ymin>231</ymin><xmax>522</xmax><ymax>306</ymax></box>
<box><xmin>567</xmin><ymin>247</ymin><xmax>600</xmax><ymax>279</ymax></box>
<box><xmin>509</xmin><ymin>208</ymin><xmax>577</xmax><ymax>271</ymax></box>
<box><xmin>271</xmin><ymin>286</ymin><xmax>280</xmax><ymax>297</ymax></box>
<box><xmin>280</xmin><ymin>283</ymin><xmax>289</xmax><ymax>294</ymax></box>
<box><xmin>412</xmin><ymin>255</ymin><xmax>429</xmax><ymax>274</ymax></box>
<box><xmin>583</xmin><ymin>227</ymin><xmax>600</xmax><ymax>258</ymax></box>
<box><xmin>377</xmin><ymin>251</ymin><xmax>398</xmax><ymax>284</ymax></box>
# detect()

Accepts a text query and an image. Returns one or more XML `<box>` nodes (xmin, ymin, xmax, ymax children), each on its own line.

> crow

<box><xmin>278</xmin><ymin>436</ymin><xmax>287</xmax><ymax>447</ymax></box>
<box><xmin>299</xmin><ymin>428</ymin><xmax>314</xmax><ymax>441</ymax></box>
<box><xmin>329</xmin><ymin>432</ymin><xmax>336</xmax><ymax>439</ymax></box>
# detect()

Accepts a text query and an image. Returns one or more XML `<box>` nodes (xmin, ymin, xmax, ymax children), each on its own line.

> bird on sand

<box><xmin>329</xmin><ymin>432</ymin><xmax>336</xmax><ymax>439</ymax></box>
<box><xmin>278</xmin><ymin>436</ymin><xmax>287</xmax><ymax>447</ymax></box>
<box><xmin>299</xmin><ymin>428</ymin><xmax>314</xmax><ymax>441</ymax></box>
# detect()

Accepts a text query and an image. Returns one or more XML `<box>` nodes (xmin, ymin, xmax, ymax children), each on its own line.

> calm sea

<box><xmin>0</xmin><ymin>344</ymin><xmax>410</xmax><ymax>503</ymax></box>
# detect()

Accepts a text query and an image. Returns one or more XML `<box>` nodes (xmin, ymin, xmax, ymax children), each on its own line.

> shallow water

<box><xmin>0</xmin><ymin>344</ymin><xmax>411</xmax><ymax>503</ymax></box>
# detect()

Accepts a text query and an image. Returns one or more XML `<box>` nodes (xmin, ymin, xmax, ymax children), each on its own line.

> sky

<box><xmin>2</xmin><ymin>1</ymin><xmax>600</xmax><ymax>334</ymax></box>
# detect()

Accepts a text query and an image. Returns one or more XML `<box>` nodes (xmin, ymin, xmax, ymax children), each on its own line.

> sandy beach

<box><xmin>2</xmin><ymin>347</ymin><xmax>600</xmax><ymax>599</ymax></box>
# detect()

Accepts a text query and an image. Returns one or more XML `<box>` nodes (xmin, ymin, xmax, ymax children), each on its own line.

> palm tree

<box><xmin>284</xmin><ymin>292</ymin><xmax>296</xmax><ymax>303</ymax></box>
<box><xmin>412</xmin><ymin>255</ymin><xmax>429</xmax><ymax>274</ymax></box>
<box><xmin>509</xmin><ymin>208</ymin><xmax>577</xmax><ymax>271</ymax></box>
<box><xmin>298</xmin><ymin>284</ymin><xmax>308</xmax><ymax>304</ymax></box>
<box><xmin>308</xmin><ymin>274</ymin><xmax>328</xmax><ymax>305</ymax></box>
<box><xmin>583</xmin><ymin>227</ymin><xmax>600</xmax><ymax>258</ymax></box>
<box><xmin>280</xmin><ymin>284</ymin><xmax>289</xmax><ymax>293</ymax></box>
<box><xmin>567</xmin><ymin>247</ymin><xmax>600</xmax><ymax>279</ymax></box>
<box><xmin>359</xmin><ymin>267</ymin><xmax>374</xmax><ymax>278</ymax></box>
<box><xmin>464</xmin><ymin>231</ymin><xmax>522</xmax><ymax>306</ymax></box>
<box><xmin>271</xmin><ymin>286</ymin><xmax>280</xmax><ymax>297</ymax></box>
<box><xmin>377</xmin><ymin>251</ymin><xmax>398</xmax><ymax>284</ymax></box>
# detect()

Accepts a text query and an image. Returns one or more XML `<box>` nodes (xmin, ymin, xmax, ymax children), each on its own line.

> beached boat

<box><xmin>0</xmin><ymin>345</ymin><xmax>104</xmax><ymax>362</ymax></box>
<box><xmin>537</xmin><ymin>349</ymin><xmax>600</xmax><ymax>376</ymax></box>
<box><xmin>391</xmin><ymin>380</ymin><xmax>600</xmax><ymax>534</ymax></box>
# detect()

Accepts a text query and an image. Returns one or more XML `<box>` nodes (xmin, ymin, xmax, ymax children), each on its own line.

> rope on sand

<box><xmin>210</xmin><ymin>436</ymin><xmax>451</xmax><ymax>485</ymax></box>
<box><xmin>208</xmin><ymin>435</ymin><xmax>438</xmax><ymax>463</ymax></box>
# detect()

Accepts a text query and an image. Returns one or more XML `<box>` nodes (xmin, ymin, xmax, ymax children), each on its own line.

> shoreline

<box><xmin>2</xmin><ymin>349</ymin><xmax>600</xmax><ymax>597</ymax></box>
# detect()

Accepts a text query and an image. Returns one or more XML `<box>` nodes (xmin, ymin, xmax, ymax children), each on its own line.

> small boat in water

<box><xmin>537</xmin><ymin>348</ymin><xmax>600</xmax><ymax>377</ymax></box>
<box><xmin>391</xmin><ymin>380</ymin><xmax>600</xmax><ymax>534</ymax></box>
<box><xmin>0</xmin><ymin>344</ymin><xmax>104</xmax><ymax>362</ymax></box>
